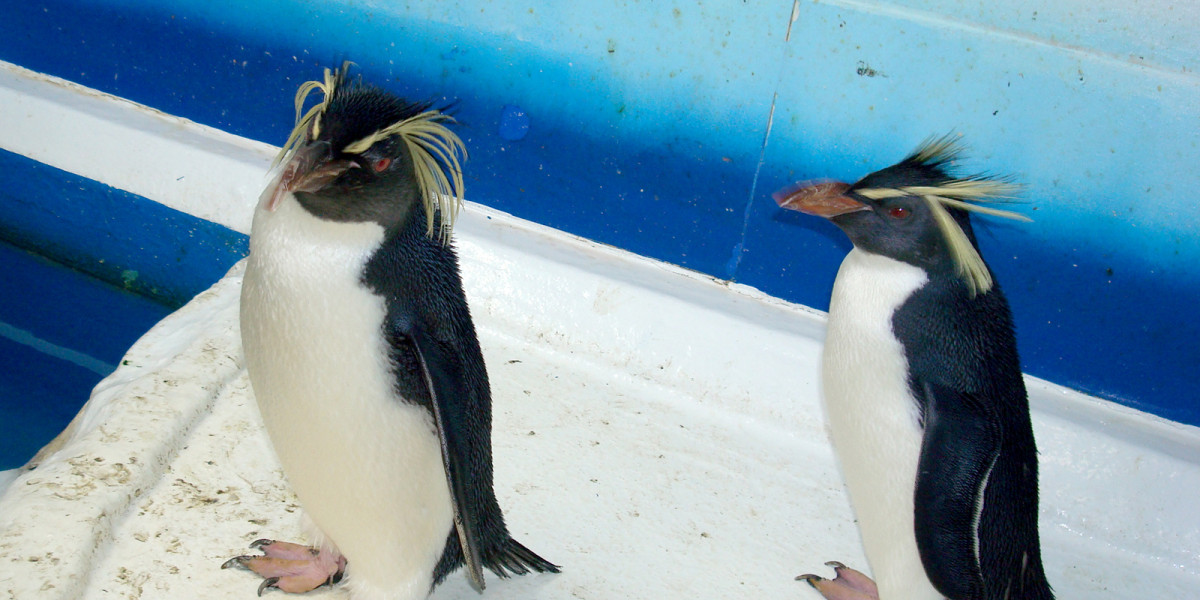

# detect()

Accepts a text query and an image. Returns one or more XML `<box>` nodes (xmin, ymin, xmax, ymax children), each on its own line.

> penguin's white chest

<box><xmin>822</xmin><ymin>248</ymin><xmax>941</xmax><ymax>600</ymax></box>
<box><xmin>240</xmin><ymin>194</ymin><xmax>453</xmax><ymax>599</ymax></box>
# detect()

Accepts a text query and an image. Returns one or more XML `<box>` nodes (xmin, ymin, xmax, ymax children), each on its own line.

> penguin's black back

<box><xmin>359</xmin><ymin>211</ymin><xmax>495</xmax><ymax>580</ymax></box>
<box><xmin>361</xmin><ymin>211</ymin><xmax>556</xmax><ymax>585</ymax></box>
<box><xmin>890</xmin><ymin>218</ymin><xmax>1053</xmax><ymax>600</ymax></box>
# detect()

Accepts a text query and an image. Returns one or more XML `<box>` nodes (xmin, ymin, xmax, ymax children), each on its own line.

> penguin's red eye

<box><xmin>372</xmin><ymin>157</ymin><xmax>392</xmax><ymax>172</ymax></box>
<box><xmin>888</xmin><ymin>206</ymin><xmax>910</xmax><ymax>219</ymax></box>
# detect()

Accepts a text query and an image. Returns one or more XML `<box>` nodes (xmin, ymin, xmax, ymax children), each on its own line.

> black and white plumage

<box><xmin>229</xmin><ymin>63</ymin><xmax>557</xmax><ymax>599</ymax></box>
<box><xmin>775</xmin><ymin>137</ymin><xmax>1053</xmax><ymax>600</ymax></box>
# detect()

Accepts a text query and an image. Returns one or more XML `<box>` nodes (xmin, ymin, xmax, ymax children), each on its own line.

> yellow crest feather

<box><xmin>272</xmin><ymin>62</ymin><xmax>467</xmax><ymax>244</ymax></box>
<box><xmin>925</xmin><ymin>196</ymin><xmax>992</xmax><ymax>296</ymax></box>
<box><xmin>274</xmin><ymin>62</ymin><xmax>350</xmax><ymax>167</ymax></box>
<box><xmin>343</xmin><ymin>110</ymin><xmax>467</xmax><ymax>244</ymax></box>
<box><xmin>912</xmin><ymin>134</ymin><xmax>962</xmax><ymax>164</ymax></box>
<box><xmin>857</xmin><ymin>136</ymin><xmax>1031</xmax><ymax>296</ymax></box>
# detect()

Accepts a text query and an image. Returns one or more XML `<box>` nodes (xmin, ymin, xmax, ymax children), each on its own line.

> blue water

<box><xmin>0</xmin><ymin>241</ymin><xmax>173</xmax><ymax>470</ymax></box>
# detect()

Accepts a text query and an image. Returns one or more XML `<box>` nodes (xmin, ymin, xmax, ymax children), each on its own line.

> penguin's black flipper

<box><xmin>912</xmin><ymin>380</ymin><xmax>1001</xmax><ymax>600</ymax></box>
<box><xmin>484</xmin><ymin>536</ymin><xmax>560</xmax><ymax>577</ymax></box>
<box><xmin>406</xmin><ymin>325</ymin><xmax>489</xmax><ymax>592</ymax></box>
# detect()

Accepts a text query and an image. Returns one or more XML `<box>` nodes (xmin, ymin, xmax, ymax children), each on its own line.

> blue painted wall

<box><xmin>1</xmin><ymin>1</ymin><xmax>1197</xmax><ymax>424</ymax></box>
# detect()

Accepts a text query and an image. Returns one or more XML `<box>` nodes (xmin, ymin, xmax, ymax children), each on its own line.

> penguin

<box><xmin>224</xmin><ymin>63</ymin><xmax>558</xmax><ymax>598</ymax></box>
<box><xmin>773</xmin><ymin>137</ymin><xmax>1053</xmax><ymax>600</ymax></box>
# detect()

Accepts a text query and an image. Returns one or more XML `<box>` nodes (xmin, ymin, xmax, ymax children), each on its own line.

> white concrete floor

<box><xmin>0</xmin><ymin>258</ymin><xmax>859</xmax><ymax>600</ymax></box>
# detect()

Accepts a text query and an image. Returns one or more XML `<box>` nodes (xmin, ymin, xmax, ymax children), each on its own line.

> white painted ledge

<box><xmin>0</xmin><ymin>61</ymin><xmax>1198</xmax><ymax>599</ymax></box>
<box><xmin>0</xmin><ymin>61</ymin><xmax>272</xmax><ymax>236</ymax></box>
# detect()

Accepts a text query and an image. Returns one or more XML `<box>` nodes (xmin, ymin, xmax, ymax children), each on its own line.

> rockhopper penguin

<box><xmin>225</xmin><ymin>63</ymin><xmax>558</xmax><ymax>598</ymax></box>
<box><xmin>774</xmin><ymin>137</ymin><xmax>1053</xmax><ymax>600</ymax></box>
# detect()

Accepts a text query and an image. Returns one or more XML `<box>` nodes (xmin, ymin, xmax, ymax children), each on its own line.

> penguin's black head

<box><xmin>838</xmin><ymin>153</ymin><xmax>975</xmax><ymax>273</ymax></box>
<box><xmin>266</xmin><ymin>63</ymin><xmax>466</xmax><ymax>240</ymax></box>
<box><xmin>774</xmin><ymin>136</ymin><xmax>1027</xmax><ymax>296</ymax></box>
<box><xmin>278</xmin><ymin>87</ymin><xmax>427</xmax><ymax>228</ymax></box>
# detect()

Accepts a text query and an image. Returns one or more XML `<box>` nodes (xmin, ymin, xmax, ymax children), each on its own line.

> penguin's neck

<box><xmin>827</xmin><ymin>248</ymin><xmax>929</xmax><ymax>340</ymax></box>
<box><xmin>824</xmin><ymin>246</ymin><xmax>930</xmax><ymax>433</ymax></box>
<box><xmin>251</xmin><ymin>192</ymin><xmax>387</xmax><ymax>269</ymax></box>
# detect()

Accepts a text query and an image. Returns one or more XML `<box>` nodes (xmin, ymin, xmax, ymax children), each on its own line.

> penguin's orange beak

<box><xmin>265</xmin><ymin>141</ymin><xmax>358</xmax><ymax>211</ymax></box>
<box><xmin>773</xmin><ymin>180</ymin><xmax>868</xmax><ymax>218</ymax></box>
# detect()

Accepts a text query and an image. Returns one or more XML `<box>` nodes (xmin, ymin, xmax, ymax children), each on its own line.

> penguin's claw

<box><xmin>245</xmin><ymin>539</ymin><xmax>321</xmax><ymax>560</ymax></box>
<box><xmin>222</xmin><ymin>555</ymin><xmax>252</xmax><ymax>570</ymax></box>
<box><xmin>796</xmin><ymin>562</ymin><xmax>879</xmax><ymax>600</ymax></box>
<box><xmin>258</xmin><ymin>577</ymin><xmax>280</xmax><ymax>596</ymax></box>
<box><xmin>222</xmin><ymin>539</ymin><xmax>347</xmax><ymax>595</ymax></box>
<box><xmin>824</xmin><ymin>562</ymin><xmax>878</xmax><ymax>595</ymax></box>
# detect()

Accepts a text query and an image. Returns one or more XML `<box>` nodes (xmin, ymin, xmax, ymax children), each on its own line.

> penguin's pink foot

<box><xmin>222</xmin><ymin>539</ymin><xmax>347</xmax><ymax>595</ymax></box>
<box><xmin>796</xmin><ymin>561</ymin><xmax>879</xmax><ymax>600</ymax></box>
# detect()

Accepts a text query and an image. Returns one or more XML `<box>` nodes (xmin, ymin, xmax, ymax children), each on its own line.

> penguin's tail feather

<box><xmin>484</xmin><ymin>538</ymin><xmax>561</xmax><ymax>578</ymax></box>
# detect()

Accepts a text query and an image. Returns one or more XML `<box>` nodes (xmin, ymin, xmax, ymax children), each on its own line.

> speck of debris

<box><xmin>855</xmin><ymin>61</ymin><xmax>885</xmax><ymax>78</ymax></box>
